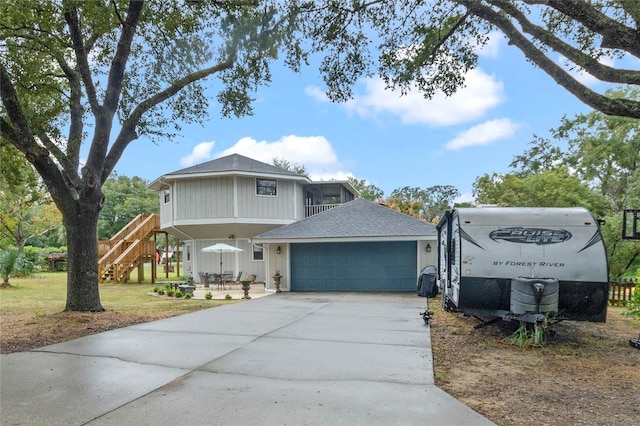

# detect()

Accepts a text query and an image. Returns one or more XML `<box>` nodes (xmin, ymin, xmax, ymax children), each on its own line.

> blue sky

<box><xmin>109</xmin><ymin>31</ymin><xmax>619</xmax><ymax>202</ymax></box>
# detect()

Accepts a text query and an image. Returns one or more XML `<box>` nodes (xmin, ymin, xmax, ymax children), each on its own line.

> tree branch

<box><xmin>456</xmin><ymin>0</ymin><xmax>640</xmax><ymax>119</ymax></box>
<box><xmin>619</xmin><ymin>1</ymin><xmax>640</xmax><ymax>29</ymax></box>
<box><xmin>0</xmin><ymin>61</ymin><xmax>78</xmax><ymax>212</ymax></box>
<box><xmin>525</xmin><ymin>0</ymin><xmax>640</xmax><ymax>58</ymax></box>
<box><xmin>85</xmin><ymin>0</ymin><xmax>144</xmax><ymax>187</ymax></box>
<box><xmin>36</xmin><ymin>131</ymin><xmax>83</xmax><ymax>190</ymax></box>
<box><xmin>102</xmin><ymin>54</ymin><xmax>237</xmax><ymax>181</ymax></box>
<box><xmin>63</xmin><ymin>2</ymin><xmax>101</xmax><ymax>115</ymax></box>
<box><xmin>102</xmin><ymin>0</ymin><xmax>144</xmax><ymax>114</ymax></box>
<box><xmin>50</xmin><ymin>50</ymin><xmax>84</xmax><ymax>177</ymax></box>
<box><xmin>0</xmin><ymin>216</ymin><xmax>21</xmax><ymax>244</ymax></box>
<box><xmin>487</xmin><ymin>0</ymin><xmax>639</xmax><ymax>85</ymax></box>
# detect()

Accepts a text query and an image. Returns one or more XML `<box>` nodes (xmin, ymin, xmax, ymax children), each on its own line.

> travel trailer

<box><xmin>436</xmin><ymin>207</ymin><xmax>609</xmax><ymax>323</ymax></box>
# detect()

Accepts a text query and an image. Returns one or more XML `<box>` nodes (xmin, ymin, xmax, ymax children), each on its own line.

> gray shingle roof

<box><xmin>255</xmin><ymin>198</ymin><xmax>437</xmax><ymax>240</ymax></box>
<box><xmin>165</xmin><ymin>153</ymin><xmax>303</xmax><ymax>178</ymax></box>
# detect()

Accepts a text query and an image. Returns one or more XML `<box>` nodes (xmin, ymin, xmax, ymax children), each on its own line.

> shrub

<box><xmin>185</xmin><ymin>293</ymin><xmax>192</xmax><ymax>299</ymax></box>
<box><xmin>166</xmin><ymin>289</ymin><xmax>175</xmax><ymax>297</ymax></box>
<box><xmin>225</xmin><ymin>294</ymin><xmax>232</xmax><ymax>300</ymax></box>
<box><xmin>205</xmin><ymin>292</ymin><xmax>213</xmax><ymax>300</ymax></box>
<box><xmin>20</xmin><ymin>246</ymin><xmax>39</xmax><ymax>274</ymax></box>
<box><xmin>174</xmin><ymin>291</ymin><xmax>183</xmax><ymax>298</ymax></box>
<box><xmin>158</xmin><ymin>289</ymin><xmax>165</xmax><ymax>295</ymax></box>
<box><xmin>507</xmin><ymin>318</ymin><xmax>549</xmax><ymax>348</ymax></box>
<box><xmin>1</xmin><ymin>249</ymin><xmax>24</xmax><ymax>285</ymax></box>
<box><xmin>37</xmin><ymin>246</ymin><xmax>68</xmax><ymax>272</ymax></box>
<box><xmin>626</xmin><ymin>287</ymin><xmax>640</xmax><ymax>319</ymax></box>
<box><xmin>153</xmin><ymin>287</ymin><xmax>160</xmax><ymax>293</ymax></box>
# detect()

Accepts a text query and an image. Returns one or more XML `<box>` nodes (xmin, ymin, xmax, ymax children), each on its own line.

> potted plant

<box><xmin>272</xmin><ymin>270</ymin><xmax>282</xmax><ymax>293</ymax></box>
<box><xmin>240</xmin><ymin>274</ymin><xmax>252</xmax><ymax>299</ymax></box>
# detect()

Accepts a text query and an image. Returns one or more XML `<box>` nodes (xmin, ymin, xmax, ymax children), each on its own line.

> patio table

<box><xmin>212</xmin><ymin>273</ymin><xmax>234</xmax><ymax>289</ymax></box>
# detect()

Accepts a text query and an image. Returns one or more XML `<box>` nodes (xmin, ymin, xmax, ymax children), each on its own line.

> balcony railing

<box><xmin>305</xmin><ymin>204</ymin><xmax>340</xmax><ymax>217</ymax></box>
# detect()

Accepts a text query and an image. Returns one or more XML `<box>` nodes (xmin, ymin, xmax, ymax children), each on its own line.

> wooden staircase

<box><xmin>98</xmin><ymin>214</ymin><xmax>160</xmax><ymax>283</ymax></box>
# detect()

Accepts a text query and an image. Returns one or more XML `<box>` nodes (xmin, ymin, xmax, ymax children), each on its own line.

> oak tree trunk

<box><xmin>64</xmin><ymin>202</ymin><xmax>104</xmax><ymax>312</ymax></box>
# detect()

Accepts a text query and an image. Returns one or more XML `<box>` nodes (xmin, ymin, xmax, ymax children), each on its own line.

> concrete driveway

<box><xmin>1</xmin><ymin>293</ymin><xmax>493</xmax><ymax>425</ymax></box>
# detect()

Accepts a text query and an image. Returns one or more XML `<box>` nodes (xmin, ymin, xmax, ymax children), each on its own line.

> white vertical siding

<box><xmin>176</xmin><ymin>177</ymin><xmax>234</xmax><ymax>219</ymax></box>
<box><xmin>236</xmin><ymin>177</ymin><xmax>298</xmax><ymax>220</ymax></box>
<box><xmin>159</xmin><ymin>189</ymin><xmax>173</xmax><ymax>228</ymax></box>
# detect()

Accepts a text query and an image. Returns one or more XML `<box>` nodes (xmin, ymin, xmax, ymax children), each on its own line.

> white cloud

<box><xmin>180</xmin><ymin>141</ymin><xmax>215</xmax><ymax>166</ymax></box>
<box><xmin>445</xmin><ymin>118</ymin><xmax>520</xmax><ymax>150</ymax></box>
<box><xmin>219</xmin><ymin>135</ymin><xmax>351</xmax><ymax>181</ymax></box>
<box><xmin>304</xmin><ymin>85</ymin><xmax>328</xmax><ymax>102</ymax></box>
<box><xmin>475</xmin><ymin>31</ymin><xmax>503</xmax><ymax>58</ymax></box>
<box><xmin>308</xmin><ymin>68</ymin><xmax>505</xmax><ymax>127</ymax></box>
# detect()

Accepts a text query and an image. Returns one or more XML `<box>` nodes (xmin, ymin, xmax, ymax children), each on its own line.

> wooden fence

<box><xmin>608</xmin><ymin>279</ymin><xmax>637</xmax><ymax>306</ymax></box>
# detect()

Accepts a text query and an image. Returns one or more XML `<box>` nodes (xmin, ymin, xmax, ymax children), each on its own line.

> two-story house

<box><xmin>149</xmin><ymin>153</ymin><xmax>437</xmax><ymax>292</ymax></box>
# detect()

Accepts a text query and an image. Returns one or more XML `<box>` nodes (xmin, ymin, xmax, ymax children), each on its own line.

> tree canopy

<box><xmin>0</xmin><ymin>0</ymin><xmax>303</xmax><ymax>311</ymax></box>
<box><xmin>387</xmin><ymin>185</ymin><xmax>460</xmax><ymax>222</ymax></box>
<box><xmin>3</xmin><ymin>0</ymin><xmax>639</xmax><ymax>310</ymax></box>
<box><xmin>0</xmin><ymin>142</ymin><xmax>62</xmax><ymax>250</ymax></box>
<box><xmin>347</xmin><ymin>177</ymin><xmax>384</xmax><ymax>201</ymax></box>
<box><xmin>272</xmin><ymin>156</ymin><xmax>309</xmax><ymax>177</ymax></box>
<box><xmin>299</xmin><ymin>0</ymin><xmax>640</xmax><ymax>118</ymax></box>
<box><xmin>474</xmin><ymin>98</ymin><xmax>640</xmax><ymax>277</ymax></box>
<box><xmin>98</xmin><ymin>174</ymin><xmax>158</xmax><ymax>240</ymax></box>
<box><xmin>510</xmin><ymin>88</ymin><xmax>640</xmax><ymax>212</ymax></box>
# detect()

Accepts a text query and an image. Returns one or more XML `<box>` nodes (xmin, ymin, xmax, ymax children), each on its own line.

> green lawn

<box><xmin>0</xmin><ymin>271</ymin><xmax>232</xmax><ymax>316</ymax></box>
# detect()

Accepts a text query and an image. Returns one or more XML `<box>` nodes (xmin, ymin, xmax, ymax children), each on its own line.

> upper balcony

<box><xmin>305</xmin><ymin>203</ymin><xmax>341</xmax><ymax>218</ymax></box>
<box><xmin>303</xmin><ymin>181</ymin><xmax>357</xmax><ymax>218</ymax></box>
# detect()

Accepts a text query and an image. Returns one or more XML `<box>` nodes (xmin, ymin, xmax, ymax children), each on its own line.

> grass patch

<box><xmin>0</xmin><ymin>272</ymin><xmax>233</xmax><ymax>317</ymax></box>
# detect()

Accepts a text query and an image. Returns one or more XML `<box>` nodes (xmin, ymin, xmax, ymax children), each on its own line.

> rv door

<box><xmin>438</xmin><ymin>222</ymin><xmax>449</xmax><ymax>297</ymax></box>
<box><xmin>449</xmin><ymin>224</ymin><xmax>461</xmax><ymax>306</ymax></box>
<box><xmin>438</xmin><ymin>211</ymin><xmax>461</xmax><ymax>308</ymax></box>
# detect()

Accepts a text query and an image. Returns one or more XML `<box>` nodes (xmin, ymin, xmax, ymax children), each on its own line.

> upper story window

<box><xmin>163</xmin><ymin>188</ymin><xmax>170</xmax><ymax>204</ymax></box>
<box><xmin>256</xmin><ymin>178</ymin><xmax>277</xmax><ymax>196</ymax></box>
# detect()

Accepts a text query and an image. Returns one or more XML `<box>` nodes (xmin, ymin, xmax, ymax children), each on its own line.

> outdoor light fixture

<box><xmin>426</xmin><ymin>243</ymin><xmax>432</xmax><ymax>253</ymax></box>
<box><xmin>276</xmin><ymin>246</ymin><xmax>281</xmax><ymax>255</ymax></box>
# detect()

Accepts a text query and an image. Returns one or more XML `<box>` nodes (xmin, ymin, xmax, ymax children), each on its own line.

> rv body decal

<box><xmin>489</xmin><ymin>227</ymin><xmax>571</xmax><ymax>245</ymax></box>
<box><xmin>577</xmin><ymin>231</ymin><xmax>603</xmax><ymax>253</ymax></box>
<box><xmin>459</xmin><ymin>228</ymin><xmax>485</xmax><ymax>250</ymax></box>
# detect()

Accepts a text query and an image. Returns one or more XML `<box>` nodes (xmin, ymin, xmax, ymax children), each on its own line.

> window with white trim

<box><xmin>163</xmin><ymin>188</ymin><xmax>170</xmax><ymax>203</ymax></box>
<box><xmin>256</xmin><ymin>178</ymin><xmax>277</xmax><ymax>196</ymax></box>
<box><xmin>253</xmin><ymin>244</ymin><xmax>264</xmax><ymax>261</ymax></box>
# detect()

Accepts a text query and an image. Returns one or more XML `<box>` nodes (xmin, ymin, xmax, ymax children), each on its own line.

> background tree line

<box><xmin>4</xmin><ymin>92</ymin><xmax>639</xmax><ymax>283</ymax></box>
<box><xmin>3</xmin><ymin>95</ymin><xmax>639</xmax><ymax>284</ymax></box>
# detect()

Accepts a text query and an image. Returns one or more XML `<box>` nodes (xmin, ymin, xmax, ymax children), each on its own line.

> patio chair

<box><xmin>199</xmin><ymin>271</ymin><xmax>214</xmax><ymax>287</ymax></box>
<box><xmin>225</xmin><ymin>271</ymin><xmax>243</xmax><ymax>289</ymax></box>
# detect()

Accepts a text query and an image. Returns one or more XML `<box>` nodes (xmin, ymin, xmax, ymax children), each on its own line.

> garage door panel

<box><xmin>291</xmin><ymin>241</ymin><xmax>416</xmax><ymax>292</ymax></box>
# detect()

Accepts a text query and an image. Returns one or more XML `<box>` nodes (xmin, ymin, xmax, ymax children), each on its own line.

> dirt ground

<box><xmin>428</xmin><ymin>300</ymin><xmax>640</xmax><ymax>426</ymax></box>
<box><xmin>1</xmin><ymin>298</ymin><xmax>639</xmax><ymax>425</ymax></box>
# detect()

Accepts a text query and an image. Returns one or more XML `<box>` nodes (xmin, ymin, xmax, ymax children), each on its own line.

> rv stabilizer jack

<box><xmin>420</xmin><ymin>311</ymin><xmax>433</xmax><ymax>324</ymax></box>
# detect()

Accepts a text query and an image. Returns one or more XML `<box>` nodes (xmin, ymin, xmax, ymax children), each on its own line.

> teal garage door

<box><xmin>291</xmin><ymin>241</ymin><xmax>417</xmax><ymax>291</ymax></box>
